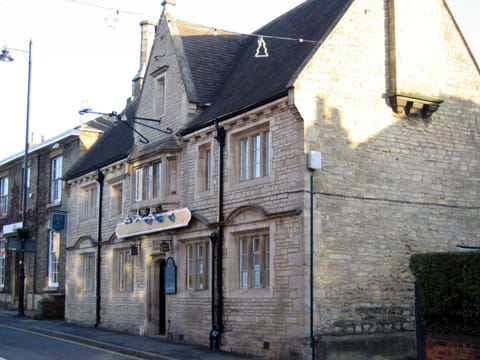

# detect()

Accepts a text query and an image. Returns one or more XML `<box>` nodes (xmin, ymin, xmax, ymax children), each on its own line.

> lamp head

<box><xmin>0</xmin><ymin>48</ymin><xmax>14</xmax><ymax>62</ymax></box>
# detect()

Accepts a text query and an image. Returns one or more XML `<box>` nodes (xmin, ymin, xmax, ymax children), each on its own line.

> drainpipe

<box><xmin>94</xmin><ymin>169</ymin><xmax>104</xmax><ymax>328</ymax></box>
<box><xmin>210</xmin><ymin>121</ymin><xmax>225</xmax><ymax>350</ymax></box>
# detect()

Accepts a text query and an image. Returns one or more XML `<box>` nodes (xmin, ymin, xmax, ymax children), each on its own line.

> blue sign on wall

<box><xmin>165</xmin><ymin>257</ymin><xmax>177</xmax><ymax>295</ymax></box>
<box><xmin>51</xmin><ymin>211</ymin><xmax>67</xmax><ymax>232</ymax></box>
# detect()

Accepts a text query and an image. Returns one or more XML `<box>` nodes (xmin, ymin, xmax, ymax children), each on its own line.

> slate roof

<box><xmin>63</xmin><ymin>100</ymin><xmax>137</xmax><ymax>181</ymax></box>
<box><xmin>173</xmin><ymin>20</ymin><xmax>247</xmax><ymax>105</ymax></box>
<box><xmin>181</xmin><ymin>0</ymin><xmax>353</xmax><ymax>134</ymax></box>
<box><xmin>63</xmin><ymin>0</ymin><xmax>353</xmax><ymax>180</ymax></box>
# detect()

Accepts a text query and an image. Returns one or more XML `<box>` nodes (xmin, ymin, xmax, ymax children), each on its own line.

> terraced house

<box><xmin>64</xmin><ymin>1</ymin><xmax>479</xmax><ymax>359</ymax></box>
<box><xmin>0</xmin><ymin>123</ymin><xmax>104</xmax><ymax>316</ymax></box>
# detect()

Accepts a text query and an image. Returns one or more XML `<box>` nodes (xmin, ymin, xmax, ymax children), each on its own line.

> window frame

<box><xmin>81</xmin><ymin>253</ymin><xmax>95</xmax><ymax>293</ymax></box>
<box><xmin>110</xmin><ymin>183</ymin><xmax>123</xmax><ymax>218</ymax></box>
<box><xmin>0</xmin><ymin>176</ymin><xmax>8</xmax><ymax>216</ymax></box>
<box><xmin>154</xmin><ymin>73</ymin><xmax>166</xmax><ymax>118</ymax></box>
<box><xmin>48</xmin><ymin>231</ymin><xmax>60</xmax><ymax>288</ymax></box>
<box><xmin>79</xmin><ymin>184</ymin><xmax>97</xmax><ymax>221</ymax></box>
<box><xmin>238</xmin><ymin>232</ymin><xmax>270</xmax><ymax>289</ymax></box>
<box><xmin>197</xmin><ymin>143</ymin><xmax>212</xmax><ymax>193</ymax></box>
<box><xmin>113</xmin><ymin>248</ymin><xmax>134</xmax><ymax>292</ymax></box>
<box><xmin>236</xmin><ymin>127</ymin><xmax>271</xmax><ymax>182</ymax></box>
<box><xmin>186</xmin><ymin>240</ymin><xmax>209</xmax><ymax>291</ymax></box>
<box><xmin>133</xmin><ymin>159</ymin><xmax>165</xmax><ymax>204</ymax></box>
<box><xmin>50</xmin><ymin>156</ymin><xmax>63</xmax><ymax>203</ymax></box>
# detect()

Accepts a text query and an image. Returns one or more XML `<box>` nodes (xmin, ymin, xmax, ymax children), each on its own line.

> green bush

<box><xmin>409</xmin><ymin>252</ymin><xmax>480</xmax><ymax>335</ymax></box>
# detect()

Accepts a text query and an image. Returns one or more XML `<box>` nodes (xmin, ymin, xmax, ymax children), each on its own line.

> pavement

<box><xmin>0</xmin><ymin>310</ymin><xmax>260</xmax><ymax>360</ymax></box>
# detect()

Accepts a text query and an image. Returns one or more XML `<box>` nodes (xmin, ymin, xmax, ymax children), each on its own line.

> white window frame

<box><xmin>186</xmin><ymin>241</ymin><xmax>209</xmax><ymax>290</ymax></box>
<box><xmin>0</xmin><ymin>176</ymin><xmax>8</xmax><ymax>216</ymax></box>
<box><xmin>134</xmin><ymin>160</ymin><xmax>164</xmax><ymax>204</ymax></box>
<box><xmin>48</xmin><ymin>231</ymin><xmax>60</xmax><ymax>288</ymax></box>
<box><xmin>50</xmin><ymin>156</ymin><xmax>63</xmax><ymax>203</ymax></box>
<box><xmin>239</xmin><ymin>129</ymin><xmax>271</xmax><ymax>182</ymax></box>
<box><xmin>21</xmin><ymin>166</ymin><xmax>30</xmax><ymax>212</ymax></box>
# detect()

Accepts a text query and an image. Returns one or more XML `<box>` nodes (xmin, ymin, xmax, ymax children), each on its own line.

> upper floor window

<box><xmin>198</xmin><ymin>144</ymin><xmax>212</xmax><ymax>192</ymax></box>
<box><xmin>134</xmin><ymin>160</ymin><xmax>162</xmax><ymax>202</ymax></box>
<box><xmin>48</xmin><ymin>231</ymin><xmax>60</xmax><ymax>288</ymax></box>
<box><xmin>80</xmin><ymin>184</ymin><xmax>97</xmax><ymax>220</ymax></box>
<box><xmin>0</xmin><ymin>176</ymin><xmax>8</xmax><ymax>216</ymax></box>
<box><xmin>111</xmin><ymin>183</ymin><xmax>123</xmax><ymax>217</ymax></box>
<box><xmin>155</xmin><ymin>74</ymin><xmax>166</xmax><ymax>118</ymax></box>
<box><xmin>187</xmin><ymin>241</ymin><xmax>209</xmax><ymax>290</ymax></box>
<box><xmin>50</xmin><ymin>156</ymin><xmax>63</xmax><ymax>203</ymax></box>
<box><xmin>239</xmin><ymin>129</ymin><xmax>271</xmax><ymax>182</ymax></box>
<box><xmin>167</xmin><ymin>157</ymin><xmax>177</xmax><ymax>196</ymax></box>
<box><xmin>239</xmin><ymin>232</ymin><xmax>270</xmax><ymax>289</ymax></box>
<box><xmin>20</xmin><ymin>166</ymin><xmax>31</xmax><ymax>212</ymax></box>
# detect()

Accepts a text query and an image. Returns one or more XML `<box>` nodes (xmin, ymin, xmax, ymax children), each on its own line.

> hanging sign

<box><xmin>115</xmin><ymin>207</ymin><xmax>191</xmax><ymax>239</ymax></box>
<box><xmin>50</xmin><ymin>211</ymin><xmax>67</xmax><ymax>233</ymax></box>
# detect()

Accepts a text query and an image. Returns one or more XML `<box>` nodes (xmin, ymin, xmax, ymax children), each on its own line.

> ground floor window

<box><xmin>48</xmin><ymin>231</ymin><xmax>60</xmax><ymax>288</ymax></box>
<box><xmin>113</xmin><ymin>248</ymin><xmax>134</xmax><ymax>292</ymax></box>
<box><xmin>186</xmin><ymin>241</ymin><xmax>209</xmax><ymax>290</ymax></box>
<box><xmin>81</xmin><ymin>253</ymin><xmax>95</xmax><ymax>293</ymax></box>
<box><xmin>239</xmin><ymin>233</ymin><xmax>270</xmax><ymax>289</ymax></box>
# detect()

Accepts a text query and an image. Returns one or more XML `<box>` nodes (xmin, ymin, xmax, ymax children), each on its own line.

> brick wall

<box><xmin>426</xmin><ymin>333</ymin><xmax>480</xmax><ymax>360</ymax></box>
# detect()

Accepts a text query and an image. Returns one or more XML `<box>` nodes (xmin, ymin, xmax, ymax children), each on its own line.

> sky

<box><xmin>0</xmin><ymin>0</ymin><xmax>478</xmax><ymax>161</ymax></box>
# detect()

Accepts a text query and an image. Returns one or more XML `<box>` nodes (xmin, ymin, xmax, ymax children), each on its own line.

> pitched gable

<box><xmin>182</xmin><ymin>0</ymin><xmax>354</xmax><ymax>134</ymax></box>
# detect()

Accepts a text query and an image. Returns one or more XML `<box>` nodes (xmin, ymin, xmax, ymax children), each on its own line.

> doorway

<box><xmin>149</xmin><ymin>258</ymin><xmax>166</xmax><ymax>335</ymax></box>
<box><xmin>158</xmin><ymin>258</ymin><xmax>166</xmax><ymax>335</ymax></box>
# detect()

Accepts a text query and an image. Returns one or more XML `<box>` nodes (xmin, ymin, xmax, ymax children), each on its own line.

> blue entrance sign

<box><xmin>165</xmin><ymin>257</ymin><xmax>177</xmax><ymax>295</ymax></box>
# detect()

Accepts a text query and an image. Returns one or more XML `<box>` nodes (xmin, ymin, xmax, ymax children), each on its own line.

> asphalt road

<box><xmin>0</xmin><ymin>323</ymin><xmax>143</xmax><ymax>360</ymax></box>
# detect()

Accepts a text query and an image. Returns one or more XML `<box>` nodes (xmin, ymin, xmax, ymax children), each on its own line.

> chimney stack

<box><xmin>132</xmin><ymin>20</ymin><xmax>156</xmax><ymax>98</ymax></box>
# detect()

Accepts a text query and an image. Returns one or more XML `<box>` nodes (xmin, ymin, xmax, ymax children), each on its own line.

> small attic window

<box><xmin>155</xmin><ymin>74</ymin><xmax>166</xmax><ymax>118</ymax></box>
<box><xmin>389</xmin><ymin>94</ymin><xmax>443</xmax><ymax>120</ymax></box>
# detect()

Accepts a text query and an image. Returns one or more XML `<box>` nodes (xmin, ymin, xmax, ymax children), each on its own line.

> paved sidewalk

<box><xmin>0</xmin><ymin>310</ymin><xmax>259</xmax><ymax>360</ymax></box>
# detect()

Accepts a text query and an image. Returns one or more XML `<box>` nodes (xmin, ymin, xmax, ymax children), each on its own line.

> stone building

<box><xmin>63</xmin><ymin>1</ymin><xmax>479</xmax><ymax>359</ymax></box>
<box><xmin>0</xmin><ymin>123</ymin><xmax>105</xmax><ymax>315</ymax></box>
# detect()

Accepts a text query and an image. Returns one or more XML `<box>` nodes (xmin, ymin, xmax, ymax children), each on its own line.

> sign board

<box><xmin>2</xmin><ymin>222</ymin><xmax>23</xmax><ymax>236</ymax></box>
<box><xmin>51</xmin><ymin>211</ymin><xmax>67</xmax><ymax>233</ymax></box>
<box><xmin>7</xmin><ymin>237</ymin><xmax>36</xmax><ymax>253</ymax></box>
<box><xmin>116</xmin><ymin>207</ymin><xmax>191</xmax><ymax>239</ymax></box>
<box><xmin>165</xmin><ymin>257</ymin><xmax>177</xmax><ymax>295</ymax></box>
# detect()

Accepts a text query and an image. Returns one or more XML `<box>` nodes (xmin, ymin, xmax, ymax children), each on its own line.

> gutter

<box><xmin>209</xmin><ymin>121</ymin><xmax>225</xmax><ymax>350</ymax></box>
<box><xmin>94</xmin><ymin>169</ymin><xmax>104</xmax><ymax>328</ymax></box>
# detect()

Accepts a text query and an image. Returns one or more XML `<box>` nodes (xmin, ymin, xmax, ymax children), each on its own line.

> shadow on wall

<box><xmin>306</xmin><ymin>93</ymin><xmax>479</xmax><ymax>336</ymax></box>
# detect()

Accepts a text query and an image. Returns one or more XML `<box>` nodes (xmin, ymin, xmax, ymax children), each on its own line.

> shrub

<box><xmin>409</xmin><ymin>252</ymin><xmax>480</xmax><ymax>335</ymax></box>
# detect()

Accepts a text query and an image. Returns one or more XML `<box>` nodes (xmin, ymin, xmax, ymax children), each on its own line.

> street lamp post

<box><xmin>1</xmin><ymin>40</ymin><xmax>32</xmax><ymax>317</ymax></box>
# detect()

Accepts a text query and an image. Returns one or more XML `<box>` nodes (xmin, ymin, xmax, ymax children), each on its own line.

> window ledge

<box><xmin>231</xmin><ymin>175</ymin><xmax>272</xmax><ymax>191</ymax></box>
<box><xmin>47</xmin><ymin>201</ymin><xmax>62</xmax><ymax>209</ymax></box>
<box><xmin>228</xmin><ymin>287</ymin><xmax>272</xmax><ymax>298</ymax></box>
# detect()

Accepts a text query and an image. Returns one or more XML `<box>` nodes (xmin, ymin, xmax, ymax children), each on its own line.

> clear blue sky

<box><xmin>0</xmin><ymin>0</ymin><xmax>477</xmax><ymax>160</ymax></box>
